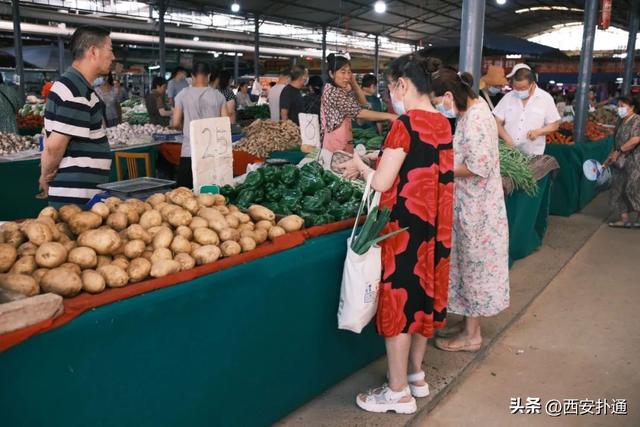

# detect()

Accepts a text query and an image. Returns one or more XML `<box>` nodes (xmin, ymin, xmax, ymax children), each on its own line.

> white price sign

<box><xmin>190</xmin><ymin>117</ymin><xmax>234</xmax><ymax>193</ymax></box>
<box><xmin>299</xmin><ymin>113</ymin><xmax>321</xmax><ymax>149</ymax></box>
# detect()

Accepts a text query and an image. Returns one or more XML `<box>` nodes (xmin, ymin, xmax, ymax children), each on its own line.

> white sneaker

<box><xmin>408</xmin><ymin>371</ymin><xmax>430</xmax><ymax>398</ymax></box>
<box><xmin>356</xmin><ymin>385</ymin><xmax>417</xmax><ymax>414</ymax></box>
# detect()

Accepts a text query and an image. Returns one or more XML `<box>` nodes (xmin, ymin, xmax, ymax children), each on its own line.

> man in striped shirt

<box><xmin>39</xmin><ymin>26</ymin><xmax>115</xmax><ymax>208</ymax></box>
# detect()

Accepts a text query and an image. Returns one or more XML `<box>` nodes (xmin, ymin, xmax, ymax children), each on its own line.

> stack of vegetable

<box><xmin>223</xmin><ymin>161</ymin><xmax>364</xmax><ymax>226</ymax></box>
<box><xmin>234</xmin><ymin>120</ymin><xmax>301</xmax><ymax>158</ymax></box>
<box><xmin>0</xmin><ymin>132</ymin><xmax>38</xmax><ymax>157</ymax></box>
<box><xmin>353</xmin><ymin>128</ymin><xmax>384</xmax><ymax>150</ymax></box>
<box><xmin>121</xmin><ymin>98</ymin><xmax>150</xmax><ymax>125</ymax></box>
<box><xmin>499</xmin><ymin>142</ymin><xmax>538</xmax><ymax>196</ymax></box>
<box><xmin>17</xmin><ymin>104</ymin><xmax>45</xmax><ymax>133</ymax></box>
<box><xmin>589</xmin><ymin>107</ymin><xmax>617</xmax><ymax>126</ymax></box>
<box><xmin>238</xmin><ymin>105</ymin><xmax>270</xmax><ymax>120</ymax></box>
<box><xmin>107</xmin><ymin>123</ymin><xmax>173</xmax><ymax>147</ymax></box>
<box><xmin>0</xmin><ymin>189</ymin><xmax>303</xmax><ymax>299</ymax></box>
<box><xmin>547</xmin><ymin>121</ymin><xmax>612</xmax><ymax>144</ymax></box>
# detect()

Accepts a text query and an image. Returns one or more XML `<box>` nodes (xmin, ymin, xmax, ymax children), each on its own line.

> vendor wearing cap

<box><xmin>479</xmin><ymin>65</ymin><xmax>508</xmax><ymax>110</ymax></box>
<box><xmin>493</xmin><ymin>64</ymin><xmax>560</xmax><ymax>155</ymax></box>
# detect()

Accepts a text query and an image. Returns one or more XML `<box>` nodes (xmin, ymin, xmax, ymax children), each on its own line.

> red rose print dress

<box><xmin>375</xmin><ymin>110</ymin><xmax>454</xmax><ymax>338</ymax></box>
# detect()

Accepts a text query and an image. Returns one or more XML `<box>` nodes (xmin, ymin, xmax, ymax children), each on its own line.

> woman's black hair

<box><xmin>326</xmin><ymin>53</ymin><xmax>351</xmax><ymax>86</ymax></box>
<box><xmin>171</xmin><ymin>66</ymin><xmax>186</xmax><ymax>79</ymax></box>
<box><xmin>238</xmin><ymin>81</ymin><xmax>248</xmax><ymax>89</ymax></box>
<box><xmin>430</xmin><ymin>65</ymin><xmax>478</xmax><ymax>111</ymax></box>
<box><xmin>192</xmin><ymin>62</ymin><xmax>211</xmax><ymax>77</ymax></box>
<box><xmin>152</xmin><ymin>76</ymin><xmax>166</xmax><ymax>89</ymax></box>
<box><xmin>384</xmin><ymin>52</ymin><xmax>441</xmax><ymax>95</ymax></box>
<box><xmin>308</xmin><ymin>75</ymin><xmax>324</xmax><ymax>95</ymax></box>
<box><xmin>218</xmin><ymin>70</ymin><xmax>232</xmax><ymax>90</ymax></box>
<box><xmin>618</xmin><ymin>95</ymin><xmax>639</xmax><ymax>113</ymax></box>
<box><xmin>106</xmin><ymin>71</ymin><xmax>114</xmax><ymax>86</ymax></box>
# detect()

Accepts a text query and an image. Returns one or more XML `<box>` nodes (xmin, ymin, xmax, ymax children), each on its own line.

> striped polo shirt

<box><xmin>44</xmin><ymin>67</ymin><xmax>111</xmax><ymax>208</ymax></box>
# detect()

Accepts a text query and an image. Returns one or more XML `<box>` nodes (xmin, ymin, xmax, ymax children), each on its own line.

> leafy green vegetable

<box><xmin>498</xmin><ymin>142</ymin><xmax>538</xmax><ymax>196</ymax></box>
<box><xmin>351</xmin><ymin>206</ymin><xmax>408</xmax><ymax>255</ymax></box>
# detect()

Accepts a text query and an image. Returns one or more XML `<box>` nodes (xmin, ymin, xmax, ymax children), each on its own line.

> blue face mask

<box><xmin>436</xmin><ymin>99</ymin><xmax>456</xmax><ymax>119</ymax></box>
<box><xmin>392</xmin><ymin>95</ymin><xmax>406</xmax><ymax>115</ymax></box>
<box><xmin>617</xmin><ymin>107</ymin><xmax>628</xmax><ymax>118</ymax></box>
<box><xmin>93</xmin><ymin>77</ymin><xmax>105</xmax><ymax>87</ymax></box>
<box><xmin>514</xmin><ymin>88</ymin><xmax>531</xmax><ymax>99</ymax></box>
<box><xmin>488</xmin><ymin>86</ymin><xmax>501</xmax><ymax>95</ymax></box>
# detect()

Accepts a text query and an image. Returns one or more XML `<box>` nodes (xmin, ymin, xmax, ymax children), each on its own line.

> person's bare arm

<box><xmin>454</xmin><ymin>164</ymin><xmax>476</xmax><ymax>178</ymax></box>
<box><xmin>527</xmin><ymin>120</ymin><xmax>560</xmax><ymax>140</ymax></box>
<box><xmin>39</xmin><ymin>132</ymin><xmax>70</xmax><ymax>194</ymax></box>
<box><xmin>226</xmin><ymin>100</ymin><xmax>236</xmax><ymax>124</ymax></box>
<box><xmin>337</xmin><ymin>148</ymin><xmax>406</xmax><ymax>192</ymax></box>
<box><xmin>172</xmin><ymin>106</ymin><xmax>183</xmax><ymax>130</ymax></box>
<box><xmin>357</xmin><ymin>109</ymin><xmax>397</xmax><ymax>122</ymax></box>
<box><xmin>620</xmin><ymin>136</ymin><xmax>640</xmax><ymax>152</ymax></box>
<box><xmin>158</xmin><ymin>107</ymin><xmax>172</xmax><ymax>117</ymax></box>
<box><xmin>495</xmin><ymin>117</ymin><xmax>515</xmax><ymax>147</ymax></box>
<box><xmin>280</xmin><ymin>108</ymin><xmax>289</xmax><ymax>122</ymax></box>
<box><xmin>350</xmin><ymin>75</ymin><xmax>368</xmax><ymax>107</ymax></box>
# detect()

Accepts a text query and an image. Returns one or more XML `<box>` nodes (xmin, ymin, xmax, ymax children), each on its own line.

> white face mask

<box><xmin>514</xmin><ymin>88</ymin><xmax>531</xmax><ymax>100</ymax></box>
<box><xmin>435</xmin><ymin>98</ymin><xmax>456</xmax><ymax>119</ymax></box>
<box><xmin>618</xmin><ymin>107</ymin><xmax>629</xmax><ymax>118</ymax></box>
<box><xmin>391</xmin><ymin>80</ymin><xmax>406</xmax><ymax>115</ymax></box>
<box><xmin>488</xmin><ymin>86</ymin><xmax>501</xmax><ymax>95</ymax></box>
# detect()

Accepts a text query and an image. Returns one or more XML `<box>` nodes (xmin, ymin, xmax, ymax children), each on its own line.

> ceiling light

<box><xmin>549</xmin><ymin>80</ymin><xmax>555</xmax><ymax>84</ymax></box>
<box><xmin>496</xmin><ymin>0</ymin><xmax>507</xmax><ymax>5</ymax></box>
<box><xmin>193</xmin><ymin>36</ymin><xmax>200</xmax><ymax>41</ymax></box>
<box><xmin>231</xmin><ymin>2</ymin><xmax>240</xmax><ymax>13</ymax></box>
<box><xmin>374</xmin><ymin>1</ymin><xmax>386</xmax><ymax>14</ymax></box>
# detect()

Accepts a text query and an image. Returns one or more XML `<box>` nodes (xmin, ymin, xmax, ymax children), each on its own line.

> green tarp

<box><xmin>0</xmin><ymin>146</ymin><xmax>158</xmax><ymax>221</ymax></box>
<box><xmin>545</xmin><ymin>136</ymin><xmax>614</xmax><ymax>216</ymax></box>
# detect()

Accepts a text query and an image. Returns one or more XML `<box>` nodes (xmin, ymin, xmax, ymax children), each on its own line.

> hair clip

<box><xmin>333</xmin><ymin>51</ymin><xmax>351</xmax><ymax>61</ymax></box>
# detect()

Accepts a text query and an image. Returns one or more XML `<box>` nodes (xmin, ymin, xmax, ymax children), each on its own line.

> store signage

<box><xmin>190</xmin><ymin>117</ymin><xmax>233</xmax><ymax>193</ymax></box>
<box><xmin>598</xmin><ymin>0</ymin><xmax>612</xmax><ymax>30</ymax></box>
<box><xmin>299</xmin><ymin>113</ymin><xmax>321</xmax><ymax>149</ymax></box>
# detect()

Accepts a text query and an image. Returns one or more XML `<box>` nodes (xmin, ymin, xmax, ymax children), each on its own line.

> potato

<box><xmin>278</xmin><ymin>215</ymin><xmax>304</xmax><ymax>232</ymax></box>
<box><xmin>0</xmin><ymin>243</ymin><xmax>17</xmax><ymax>272</ymax></box>
<box><xmin>97</xmin><ymin>265</ymin><xmax>129</xmax><ymax>288</ymax></box>
<box><xmin>125</xmin><ymin>198</ymin><xmax>148</xmax><ymax>216</ymax></box>
<box><xmin>128</xmin><ymin>258</ymin><xmax>151</xmax><ymax>282</ymax></box>
<box><xmin>59</xmin><ymin>204</ymin><xmax>82</xmax><ymax>223</ymax></box>
<box><xmin>24</xmin><ymin>221</ymin><xmax>53</xmax><ymax>246</ymax></box>
<box><xmin>154</xmin><ymin>201</ymin><xmax>169</xmax><ymax>212</ymax></box>
<box><xmin>167</xmin><ymin>187</ymin><xmax>194</xmax><ymax>206</ymax></box>
<box><xmin>212</xmin><ymin>194</ymin><xmax>226</xmax><ymax>206</ymax></box>
<box><xmin>197</xmin><ymin>194</ymin><xmax>215</xmax><ymax>207</ymax></box>
<box><xmin>126</xmin><ymin>224</ymin><xmax>152</xmax><ymax>244</ymax></box>
<box><xmin>240</xmin><ymin>230</ymin><xmax>256</xmax><ymax>240</ymax></box>
<box><xmin>166</xmin><ymin>208</ymin><xmax>192</xmax><ymax>227</ymax></box>
<box><xmin>193</xmin><ymin>228</ymin><xmax>219</xmax><ymax>246</ymax></box>
<box><xmin>238</xmin><ymin>223</ymin><xmax>255</xmax><ymax>233</ymax></box>
<box><xmin>56</xmin><ymin>233</ymin><xmax>71</xmax><ymax>244</ymax></box>
<box><xmin>175</xmin><ymin>225</ymin><xmax>193</xmax><ymax>241</ymax></box>
<box><xmin>239</xmin><ymin>237</ymin><xmax>257</xmax><ymax>252</ymax></box>
<box><xmin>160</xmin><ymin>203</ymin><xmax>180</xmax><ymax>218</ymax></box>
<box><xmin>227</xmin><ymin>204</ymin><xmax>240</xmax><ymax>213</ymax></box>
<box><xmin>35</xmin><ymin>242</ymin><xmax>68</xmax><ymax>268</ymax></box>
<box><xmin>63</xmin><ymin>240</ymin><xmax>77</xmax><ymax>252</ymax></box>
<box><xmin>38</xmin><ymin>206</ymin><xmax>59</xmax><ymax>222</ymax></box>
<box><xmin>77</xmin><ymin>228</ymin><xmax>122</xmax><ymax>255</ymax></box>
<box><xmin>0</xmin><ymin>273</ymin><xmax>39</xmax><ymax>296</ymax></box>
<box><xmin>68</xmin><ymin>246</ymin><xmax>97</xmax><ymax>269</ymax></box>
<box><xmin>253</xmin><ymin>228</ymin><xmax>268</xmax><ymax>245</ymax></box>
<box><xmin>107</xmin><ymin>212</ymin><xmax>128</xmax><ymax>231</ymax></box>
<box><xmin>97</xmin><ymin>255</ymin><xmax>113</xmax><ymax>268</ymax></box>
<box><xmin>139</xmin><ymin>210</ymin><xmax>162</xmax><ymax>229</ymax></box>
<box><xmin>255</xmin><ymin>220</ymin><xmax>274</xmax><ymax>230</ymax></box>
<box><xmin>221</xmin><ymin>241</ymin><xmax>242</xmax><ymax>257</ymax></box>
<box><xmin>147</xmin><ymin>226</ymin><xmax>165</xmax><ymax>237</ymax></box>
<box><xmin>124</xmin><ymin>240</ymin><xmax>146</xmax><ymax>259</ymax></box>
<box><xmin>82</xmin><ymin>269</ymin><xmax>106</xmax><ymax>293</ymax></box>
<box><xmin>208</xmin><ymin>218</ymin><xmax>229</xmax><ymax>233</ymax></box>
<box><xmin>182</xmin><ymin>197</ymin><xmax>200</xmax><ymax>214</ymax></box>
<box><xmin>190</xmin><ymin>242</ymin><xmax>202</xmax><ymax>252</ymax></box>
<box><xmin>141</xmin><ymin>251</ymin><xmax>153</xmax><ymax>261</ymax></box>
<box><xmin>41</xmin><ymin>268</ymin><xmax>82</xmax><ymax>297</ymax></box>
<box><xmin>174</xmin><ymin>253</ymin><xmax>195</xmax><ymax>271</ymax></box>
<box><xmin>117</xmin><ymin>204</ymin><xmax>140</xmax><ymax>225</ymax></box>
<box><xmin>152</xmin><ymin>227</ymin><xmax>173</xmax><ymax>250</ymax></box>
<box><xmin>218</xmin><ymin>228</ymin><xmax>240</xmax><ymax>242</ymax></box>
<box><xmin>37</xmin><ymin>216</ymin><xmax>61</xmax><ymax>241</ymax></box>
<box><xmin>111</xmin><ymin>256</ymin><xmax>130</xmax><ymax>271</ymax></box>
<box><xmin>104</xmin><ymin>196</ymin><xmax>122</xmax><ymax>213</ymax></box>
<box><xmin>214</xmin><ymin>205</ymin><xmax>230</xmax><ymax>215</ymax></box>
<box><xmin>170</xmin><ymin>235</ymin><xmax>192</xmax><ymax>254</ymax></box>
<box><xmin>56</xmin><ymin>222</ymin><xmax>74</xmax><ymax>239</ymax></box>
<box><xmin>231</xmin><ymin>212</ymin><xmax>252</xmax><ymax>224</ymax></box>
<box><xmin>68</xmin><ymin>211</ymin><xmax>103</xmax><ymax>235</ymax></box>
<box><xmin>10</xmin><ymin>256</ymin><xmax>37</xmax><ymax>274</ymax></box>
<box><xmin>248</xmin><ymin>205</ymin><xmax>276</xmax><ymax>222</ymax></box>
<box><xmin>146</xmin><ymin>192</ymin><xmax>166</xmax><ymax>207</ymax></box>
<box><xmin>224</xmin><ymin>215</ymin><xmax>240</xmax><ymax>229</ymax></box>
<box><xmin>197</xmin><ymin>207</ymin><xmax>225</xmax><ymax>223</ymax></box>
<box><xmin>59</xmin><ymin>262</ymin><xmax>82</xmax><ymax>276</ymax></box>
<box><xmin>142</xmin><ymin>202</ymin><xmax>153</xmax><ymax>212</ymax></box>
<box><xmin>189</xmin><ymin>216</ymin><xmax>209</xmax><ymax>230</ymax></box>
<box><xmin>268</xmin><ymin>226</ymin><xmax>286</xmax><ymax>241</ymax></box>
<box><xmin>192</xmin><ymin>245</ymin><xmax>221</xmax><ymax>265</ymax></box>
<box><xmin>1</xmin><ymin>222</ymin><xmax>20</xmax><ymax>233</ymax></box>
<box><xmin>90</xmin><ymin>202</ymin><xmax>110</xmax><ymax>219</ymax></box>
<box><xmin>151</xmin><ymin>248</ymin><xmax>173</xmax><ymax>263</ymax></box>
<box><xmin>32</xmin><ymin>268</ymin><xmax>49</xmax><ymax>285</ymax></box>
<box><xmin>4</xmin><ymin>230</ymin><xmax>25</xmax><ymax>248</ymax></box>
<box><xmin>150</xmin><ymin>259</ymin><xmax>181</xmax><ymax>278</ymax></box>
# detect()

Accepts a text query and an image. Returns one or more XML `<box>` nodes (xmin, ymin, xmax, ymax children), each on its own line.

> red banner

<box><xmin>599</xmin><ymin>0</ymin><xmax>612</xmax><ymax>30</ymax></box>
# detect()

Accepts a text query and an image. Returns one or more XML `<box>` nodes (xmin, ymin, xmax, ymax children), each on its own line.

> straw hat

<box><xmin>480</xmin><ymin>65</ymin><xmax>509</xmax><ymax>89</ymax></box>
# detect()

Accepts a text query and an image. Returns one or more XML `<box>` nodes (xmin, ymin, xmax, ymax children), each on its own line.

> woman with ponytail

<box><xmin>338</xmin><ymin>54</ymin><xmax>453</xmax><ymax>415</ymax></box>
<box><xmin>428</xmin><ymin>66</ymin><xmax>510</xmax><ymax>353</ymax></box>
<box><xmin>321</xmin><ymin>53</ymin><xmax>396</xmax><ymax>153</ymax></box>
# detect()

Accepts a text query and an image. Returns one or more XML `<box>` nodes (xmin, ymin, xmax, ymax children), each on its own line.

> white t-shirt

<box><xmin>493</xmin><ymin>86</ymin><xmax>561</xmax><ymax>155</ymax></box>
<box><xmin>268</xmin><ymin>83</ymin><xmax>286</xmax><ymax>121</ymax></box>
<box><xmin>175</xmin><ymin>86</ymin><xmax>226</xmax><ymax>157</ymax></box>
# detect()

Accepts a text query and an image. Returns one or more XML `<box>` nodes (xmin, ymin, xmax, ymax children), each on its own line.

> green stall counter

<box><xmin>0</xmin><ymin>144</ymin><xmax>158</xmax><ymax>221</ymax></box>
<box><xmin>0</xmin><ymin>229</ymin><xmax>384</xmax><ymax>427</ymax></box>
<box><xmin>544</xmin><ymin>136</ymin><xmax>613</xmax><ymax>216</ymax></box>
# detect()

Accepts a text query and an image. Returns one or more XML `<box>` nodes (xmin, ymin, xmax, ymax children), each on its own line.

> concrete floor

<box><xmin>275</xmin><ymin>193</ymin><xmax>640</xmax><ymax>427</ymax></box>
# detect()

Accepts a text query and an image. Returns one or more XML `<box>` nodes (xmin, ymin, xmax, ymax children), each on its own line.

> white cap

<box><xmin>506</xmin><ymin>63</ymin><xmax>531</xmax><ymax>79</ymax></box>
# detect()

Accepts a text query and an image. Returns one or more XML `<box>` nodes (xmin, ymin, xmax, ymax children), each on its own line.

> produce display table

<box><xmin>0</xmin><ymin>145</ymin><xmax>159</xmax><ymax>221</ymax></box>
<box><xmin>506</xmin><ymin>175</ymin><xmax>553</xmax><ymax>264</ymax></box>
<box><xmin>0</xmin><ymin>228</ymin><xmax>384</xmax><ymax>427</ymax></box>
<box><xmin>544</xmin><ymin>136</ymin><xmax>614</xmax><ymax>216</ymax></box>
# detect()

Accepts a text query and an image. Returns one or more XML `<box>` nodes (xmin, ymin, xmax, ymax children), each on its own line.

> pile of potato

<box><xmin>0</xmin><ymin>188</ymin><xmax>304</xmax><ymax>299</ymax></box>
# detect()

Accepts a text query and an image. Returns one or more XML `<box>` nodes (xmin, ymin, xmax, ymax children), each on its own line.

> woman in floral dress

<box><xmin>339</xmin><ymin>54</ymin><xmax>453</xmax><ymax>415</ymax></box>
<box><xmin>429</xmin><ymin>67</ymin><xmax>510</xmax><ymax>352</ymax></box>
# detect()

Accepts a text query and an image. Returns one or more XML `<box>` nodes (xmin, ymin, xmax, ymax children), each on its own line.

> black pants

<box><xmin>177</xmin><ymin>157</ymin><xmax>193</xmax><ymax>189</ymax></box>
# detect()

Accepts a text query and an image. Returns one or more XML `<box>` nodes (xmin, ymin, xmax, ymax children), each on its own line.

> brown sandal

<box><xmin>434</xmin><ymin>337</ymin><xmax>482</xmax><ymax>353</ymax></box>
